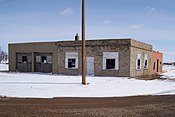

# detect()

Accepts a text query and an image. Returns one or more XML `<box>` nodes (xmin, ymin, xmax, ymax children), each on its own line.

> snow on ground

<box><xmin>163</xmin><ymin>65</ymin><xmax>175</xmax><ymax>72</ymax></box>
<box><xmin>0</xmin><ymin>64</ymin><xmax>8</xmax><ymax>71</ymax></box>
<box><xmin>161</xmin><ymin>65</ymin><xmax>175</xmax><ymax>79</ymax></box>
<box><xmin>0</xmin><ymin>64</ymin><xmax>175</xmax><ymax>98</ymax></box>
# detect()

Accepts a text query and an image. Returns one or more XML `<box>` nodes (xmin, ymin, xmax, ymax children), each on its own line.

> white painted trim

<box><xmin>65</xmin><ymin>52</ymin><xmax>78</xmax><ymax>69</ymax></box>
<box><xmin>103</xmin><ymin>52</ymin><xmax>119</xmax><ymax>70</ymax></box>
<box><xmin>137</xmin><ymin>54</ymin><xmax>141</xmax><ymax>59</ymax></box>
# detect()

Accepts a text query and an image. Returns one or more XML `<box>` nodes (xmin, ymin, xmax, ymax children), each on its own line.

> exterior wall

<box><xmin>8</xmin><ymin>42</ymin><xmax>58</xmax><ymax>73</ymax></box>
<box><xmin>56</xmin><ymin>39</ymin><xmax>131</xmax><ymax>77</ymax></box>
<box><xmin>130</xmin><ymin>40</ymin><xmax>153</xmax><ymax>77</ymax></box>
<box><xmin>152</xmin><ymin>50</ymin><xmax>163</xmax><ymax>75</ymax></box>
<box><xmin>9</xmin><ymin>38</ymin><xmax>153</xmax><ymax>77</ymax></box>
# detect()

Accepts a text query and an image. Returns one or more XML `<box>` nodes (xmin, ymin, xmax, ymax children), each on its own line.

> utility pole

<box><xmin>82</xmin><ymin>0</ymin><xmax>86</xmax><ymax>85</ymax></box>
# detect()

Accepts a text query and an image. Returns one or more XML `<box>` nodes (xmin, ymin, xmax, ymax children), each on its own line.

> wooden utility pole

<box><xmin>82</xmin><ymin>0</ymin><xmax>86</xmax><ymax>85</ymax></box>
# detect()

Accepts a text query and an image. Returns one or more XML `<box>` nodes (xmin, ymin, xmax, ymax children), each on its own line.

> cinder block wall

<box><xmin>9</xmin><ymin>39</ymin><xmax>154</xmax><ymax>77</ymax></box>
<box><xmin>8</xmin><ymin>42</ymin><xmax>58</xmax><ymax>73</ymax></box>
<box><xmin>56</xmin><ymin>39</ymin><xmax>131</xmax><ymax>77</ymax></box>
<box><xmin>130</xmin><ymin>39</ymin><xmax>153</xmax><ymax>77</ymax></box>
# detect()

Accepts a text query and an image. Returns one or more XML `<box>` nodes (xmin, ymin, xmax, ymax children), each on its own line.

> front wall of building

<box><xmin>9</xmin><ymin>39</ymin><xmax>153</xmax><ymax>77</ymax></box>
<box><xmin>56</xmin><ymin>44</ymin><xmax>130</xmax><ymax>77</ymax></box>
<box><xmin>8</xmin><ymin>42</ymin><xmax>58</xmax><ymax>73</ymax></box>
<box><xmin>94</xmin><ymin>45</ymin><xmax>130</xmax><ymax>77</ymax></box>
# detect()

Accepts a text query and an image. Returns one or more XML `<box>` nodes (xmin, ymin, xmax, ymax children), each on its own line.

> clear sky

<box><xmin>0</xmin><ymin>0</ymin><xmax>174</xmax><ymax>62</ymax></box>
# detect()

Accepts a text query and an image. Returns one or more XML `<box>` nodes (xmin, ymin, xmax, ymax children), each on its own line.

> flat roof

<box><xmin>9</xmin><ymin>38</ymin><xmax>152</xmax><ymax>51</ymax></box>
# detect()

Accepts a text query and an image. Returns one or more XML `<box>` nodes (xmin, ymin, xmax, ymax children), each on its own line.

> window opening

<box><xmin>106</xmin><ymin>59</ymin><xmax>115</xmax><ymax>69</ymax></box>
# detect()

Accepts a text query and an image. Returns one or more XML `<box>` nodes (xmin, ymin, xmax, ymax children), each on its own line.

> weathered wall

<box><xmin>9</xmin><ymin>39</ymin><xmax>153</xmax><ymax>77</ymax></box>
<box><xmin>152</xmin><ymin>50</ymin><xmax>163</xmax><ymax>75</ymax></box>
<box><xmin>8</xmin><ymin>42</ymin><xmax>58</xmax><ymax>73</ymax></box>
<box><xmin>130</xmin><ymin>39</ymin><xmax>153</xmax><ymax>77</ymax></box>
<box><xmin>56</xmin><ymin>39</ymin><xmax>131</xmax><ymax>77</ymax></box>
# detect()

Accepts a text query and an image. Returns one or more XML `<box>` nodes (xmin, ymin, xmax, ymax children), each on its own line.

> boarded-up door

<box><xmin>16</xmin><ymin>53</ymin><xmax>32</xmax><ymax>72</ymax></box>
<box><xmin>86</xmin><ymin>57</ymin><xmax>94</xmax><ymax>76</ymax></box>
<box><xmin>34</xmin><ymin>53</ymin><xmax>52</xmax><ymax>73</ymax></box>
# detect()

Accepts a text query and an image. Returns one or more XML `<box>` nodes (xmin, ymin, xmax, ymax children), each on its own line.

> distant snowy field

<box><xmin>0</xmin><ymin>64</ymin><xmax>175</xmax><ymax>98</ymax></box>
<box><xmin>161</xmin><ymin>65</ymin><xmax>175</xmax><ymax>79</ymax></box>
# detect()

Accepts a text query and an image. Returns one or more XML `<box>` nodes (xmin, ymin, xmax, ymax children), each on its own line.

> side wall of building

<box><xmin>130</xmin><ymin>40</ymin><xmax>152</xmax><ymax>77</ymax></box>
<box><xmin>152</xmin><ymin>51</ymin><xmax>163</xmax><ymax>75</ymax></box>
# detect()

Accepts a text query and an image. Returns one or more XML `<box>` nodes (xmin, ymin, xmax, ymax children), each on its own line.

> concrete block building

<box><xmin>9</xmin><ymin>38</ymin><xmax>160</xmax><ymax>77</ymax></box>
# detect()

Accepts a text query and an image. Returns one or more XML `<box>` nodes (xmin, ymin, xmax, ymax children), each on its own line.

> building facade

<box><xmin>152</xmin><ymin>50</ymin><xmax>163</xmax><ymax>75</ymax></box>
<box><xmin>9</xmin><ymin>38</ymin><xmax>156</xmax><ymax>77</ymax></box>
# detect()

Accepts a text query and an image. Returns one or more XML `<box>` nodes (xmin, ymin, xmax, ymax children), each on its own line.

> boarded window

<box><xmin>68</xmin><ymin>59</ymin><xmax>76</xmax><ymax>68</ymax></box>
<box><xmin>22</xmin><ymin>56</ymin><xmax>28</xmax><ymax>63</ymax></box>
<box><xmin>106</xmin><ymin>59</ymin><xmax>115</xmax><ymax>69</ymax></box>
<box><xmin>47</xmin><ymin>56</ymin><xmax>52</xmax><ymax>63</ymax></box>
<box><xmin>36</xmin><ymin>56</ymin><xmax>41</xmax><ymax>63</ymax></box>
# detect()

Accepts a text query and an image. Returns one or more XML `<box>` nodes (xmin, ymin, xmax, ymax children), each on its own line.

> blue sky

<box><xmin>0</xmin><ymin>0</ymin><xmax>174</xmax><ymax>62</ymax></box>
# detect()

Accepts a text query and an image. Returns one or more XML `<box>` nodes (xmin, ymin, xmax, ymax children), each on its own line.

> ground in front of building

<box><xmin>0</xmin><ymin>95</ymin><xmax>175</xmax><ymax>117</ymax></box>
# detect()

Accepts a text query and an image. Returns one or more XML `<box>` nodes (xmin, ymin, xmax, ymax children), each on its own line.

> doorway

<box><xmin>157</xmin><ymin>59</ymin><xmax>159</xmax><ymax>72</ymax></box>
<box><xmin>34</xmin><ymin>53</ymin><xmax>53</xmax><ymax>73</ymax></box>
<box><xmin>16</xmin><ymin>53</ymin><xmax>32</xmax><ymax>72</ymax></box>
<box><xmin>86</xmin><ymin>57</ymin><xmax>94</xmax><ymax>76</ymax></box>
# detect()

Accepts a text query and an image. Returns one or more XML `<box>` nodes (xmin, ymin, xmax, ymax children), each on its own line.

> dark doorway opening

<box><xmin>157</xmin><ymin>59</ymin><xmax>159</xmax><ymax>72</ymax></box>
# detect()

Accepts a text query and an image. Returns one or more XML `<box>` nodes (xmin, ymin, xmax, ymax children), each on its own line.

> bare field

<box><xmin>0</xmin><ymin>95</ymin><xmax>175</xmax><ymax>117</ymax></box>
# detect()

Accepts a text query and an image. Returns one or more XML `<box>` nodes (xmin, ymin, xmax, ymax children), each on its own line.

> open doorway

<box><xmin>157</xmin><ymin>59</ymin><xmax>159</xmax><ymax>72</ymax></box>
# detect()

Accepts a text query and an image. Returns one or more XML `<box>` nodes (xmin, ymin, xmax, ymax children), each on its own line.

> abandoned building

<box><xmin>152</xmin><ymin>50</ymin><xmax>163</xmax><ymax>75</ymax></box>
<box><xmin>8</xmin><ymin>38</ymin><xmax>163</xmax><ymax>77</ymax></box>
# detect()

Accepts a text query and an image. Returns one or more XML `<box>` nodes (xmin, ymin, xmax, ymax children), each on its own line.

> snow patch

<box><xmin>0</xmin><ymin>64</ymin><xmax>174</xmax><ymax>98</ymax></box>
<box><xmin>161</xmin><ymin>65</ymin><xmax>175</xmax><ymax>79</ymax></box>
<box><xmin>0</xmin><ymin>64</ymin><xmax>8</xmax><ymax>71</ymax></box>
